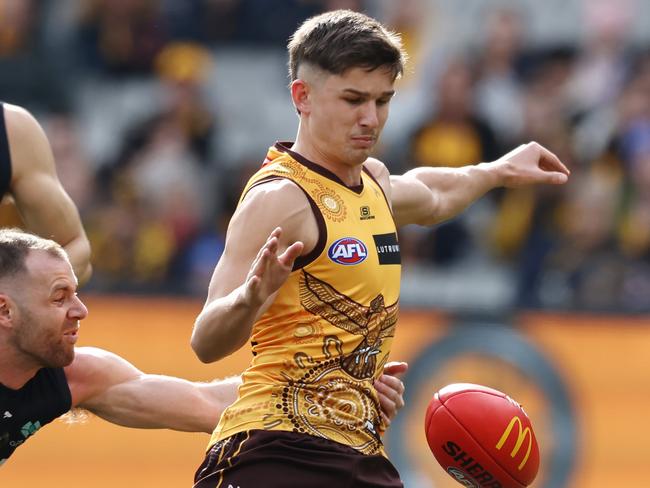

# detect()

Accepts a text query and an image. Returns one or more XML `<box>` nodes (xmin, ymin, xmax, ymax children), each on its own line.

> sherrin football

<box><xmin>425</xmin><ymin>383</ymin><xmax>540</xmax><ymax>488</ymax></box>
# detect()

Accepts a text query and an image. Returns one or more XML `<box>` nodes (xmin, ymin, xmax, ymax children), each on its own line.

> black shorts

<box><xmin>193</xmin><ymin>430</ymin><xmax>403</xmax><ymax>488</ymax></box>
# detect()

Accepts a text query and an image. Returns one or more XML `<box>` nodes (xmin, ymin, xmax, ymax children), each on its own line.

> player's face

<box><xmin>10</xmin><ymin>251</ymin><xmax>88</xmax><ymax>368</ymax></box>
<box><xmin>308</xmin><ymin>66</ymin><xmax>395</xmax><ymax>167</ymax></box>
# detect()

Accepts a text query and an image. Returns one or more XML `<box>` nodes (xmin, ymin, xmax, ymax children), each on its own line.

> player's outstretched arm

<box><xmin>65</xmin><ymin>347</ymin><xmax>240</xmax><ymax>433</ymax></box>
<box><xmin>191</xmin><ymin>180</ymin><xmax>309</xmax><ymax>364</ymax></box>
<box><xmin>386</xmin><ymin>141</ymin><xmax>570</xmax><ymax>228</ymax></box>
<box><xmin>4</xmin><ymin>104</ymin><xmax>92</xmax><ymax>284</ymax></box>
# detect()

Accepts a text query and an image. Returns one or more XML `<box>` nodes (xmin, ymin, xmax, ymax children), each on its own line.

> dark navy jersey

<box><xmin>0</xmin><ymin>102</ymin><xmax>13</xmax><ymax>197</ymax></box>
<box><xmin>0</xmin><ymin>367</ymin><xmax>72</xmax><ymax>466</ymax></box>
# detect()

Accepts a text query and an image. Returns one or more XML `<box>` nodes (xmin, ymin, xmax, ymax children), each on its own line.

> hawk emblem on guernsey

<box><xmin>299</xmin><ymin>270</ymin><xmax>398</xmax><ymax>379</ymax></box>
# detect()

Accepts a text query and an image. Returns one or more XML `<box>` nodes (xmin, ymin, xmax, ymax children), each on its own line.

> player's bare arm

<box><xmin>191</xmin><ymin>180</ymin><xmax>313</xmax><ymax>363</ymax></box>
<box><xmin>64</xmin><ymin>347</ymin><xmax>238</xmax><ymax>433</ymax></box>
<box><xmin>379</xmin><ymin>142</ymin><xmax>570</xmax><ymax>228</ymax></box>
<box><xmin>64</xmin><ymin>348</ymin><xmax>406</xmax><ymax>434</ymax></box>
<box><xmin>4</xmin><ymin>104</ymin><xmax>92</xmax><ymax>284</ymax></box>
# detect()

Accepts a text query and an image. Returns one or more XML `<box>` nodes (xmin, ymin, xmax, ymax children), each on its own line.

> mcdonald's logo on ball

<box><xmin>496</xmin><ymin>415</ymin><xmax>535</xmax><ymax>471</ymax></box>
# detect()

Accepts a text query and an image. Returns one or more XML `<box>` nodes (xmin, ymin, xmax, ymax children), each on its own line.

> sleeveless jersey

<box><xmin>210</xmin><ymin>143</ymin><xmax>401</xmax><ymax>456</ymax></box>
<box><xmin>0</xmin><ymin>103</ymin><xmax>13</xmax><ymax>198</ymax></box>
<box><xmin>0</xmin><ymin>367</ymin><xmax>72</xmax><ymax>466</ymax></box>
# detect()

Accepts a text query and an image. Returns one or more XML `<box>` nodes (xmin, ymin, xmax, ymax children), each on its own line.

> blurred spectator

<box><xmin>204</xmin><ymin>0</ymin><xmax>325</xmax><ymax>46</ymax></box>
<box><xmin>474</xmin><ymin>7</ymin><xmax>528</xmax><ymax>148</ymax></box>
<box><xmin>44</xmin><ymin>114</ymin><xmax>96</xmax><ymax>212</ymax></box>
<box><xmin>154</xmin><ymin>42</ymin><xmax>217</xmax><ymax>161</ymax></box>
<box><xmin>491</xmin><ymin>48</ymin><xmax>577</xmax><ymax>308</ymax></box>
<box><xmin>407</xmin><ymin>57</ymin><xmax>501</xmax><ymax>168</ymax></box>
<box><xmin>0</xmin><ymin>0</ymin><xmax>69</xmax><ymax>111</ymax></box>
<box><xmin>566</xmin><ymin>0</ymin><xmax>634</xmax><ymax>116</ymax></box>
<box><xmin>83</xmin><ymin>41</ymin><xmax>220</xmax><ymax>291</ymax></box>
<box><xmin>75</xmin><ymin>0</ymin><xmax>169</xmax><ymax>76</ymax></box>
<box><xmin>402</xmin><ymin>57</ymin><xmax>500</xmax><ymax>266</ymax></box>
<box><xmin>87</xmin><ymin>111</ymin><xmax>207</xmax><ymax>290</ymax></box>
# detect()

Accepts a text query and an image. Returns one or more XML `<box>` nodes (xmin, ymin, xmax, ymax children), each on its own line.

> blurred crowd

<box><xmin>1</xmin><ymin>0</ymin><xmax>649</xmax><ymax>312</ymax></box>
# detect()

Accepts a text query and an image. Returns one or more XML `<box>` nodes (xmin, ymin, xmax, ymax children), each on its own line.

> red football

<box><xmin>425</xmin><ymin>383</ymin><xmax>540</xmax><ymax>488</ymax></box>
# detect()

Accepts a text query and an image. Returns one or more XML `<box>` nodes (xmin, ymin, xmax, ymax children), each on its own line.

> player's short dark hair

<box><xmin>288</xmin><ymin>9</ymin><xmax>407</xmax><ymax>82</ymax></box>
<box><xmin>0</xmin><ymin>228</ymin><xmax>68</xmax><ymax>279</ymax></box>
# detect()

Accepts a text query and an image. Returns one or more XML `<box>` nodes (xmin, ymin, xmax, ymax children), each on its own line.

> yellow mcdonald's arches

<box><xmin>495</xmin><ymin>416</ymin><xmax>533</xmax><ymax>471</ymax></box>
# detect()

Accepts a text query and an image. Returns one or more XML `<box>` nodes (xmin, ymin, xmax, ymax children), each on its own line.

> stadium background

<box><xmin>2</xmin><ymin>0</ymin><xmax>650</xmax><ymax>486</ymax></box>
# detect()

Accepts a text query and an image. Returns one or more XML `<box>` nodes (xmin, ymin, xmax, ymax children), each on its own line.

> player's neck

<box><xmin>0</xmin><ymin>348</ymin><xmax>41</xmax><ymax>390</ymax></box>
<box><xmin>292</xmin><ymin>136</ymin><xmax>362</xmax><ymax>187</ymax></box>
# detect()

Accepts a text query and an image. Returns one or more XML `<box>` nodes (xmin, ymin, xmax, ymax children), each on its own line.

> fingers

<box><xmin>376</xmin><ymin>362</ymin><xmax>407</xmax><ymax>422</ymax></box>
<box><xmin>536</xmin><ymin>144</ymin><xmax>570</xmax><ymax>176</ymax></box>
<box><xmin>249</xmin><ymin>226</ymin><xmax>302</xmax><ymax>284</ymax></box>
<box><xmin>505</xmin><ymin>142</ymin><xmax>569</xmax><ymax>186</ymax></box>
<box><xmin>546</xmin><ymin>172</ymin><xmax>569</xmax><ymax>185</ymax></box>
<box><xmin>375</xmin><ymin>381</ymin><xmax>398</xmax><ymax>423</ymax></box>
<box><xmin>278</xmin><ymin>241</ymin><xmax>304</xmax><ymax>267</ymax></box>
<box><xmin>375</xmin><ymin>373</ymin><xmax>405</xmax><ymax>422</ymax></box>
<box><xmin>523</xmin><ymin>142</ymin><xmax>569</xmax><ymax>180</ymax></box>
<box><xmin>376</xmin><ymin>374</ymin><xmax>405</xmax><ymax>401</ymax></box>
<box><xmin>246</xmin><ymin>232</ymin><xmax>280</xmax><ymax>295</ymax></box>
<box><xmin>255</xmin><ymin>227</ymin><xmax>282</xmax><ymax>266</ymax></box>
<box><xmin>262</xmin><ymin>226</ymin><xmax>304</xmax><ymax>268</ymax></box>
<box><xmin>382</xmin><ymin>361</ymin><xmax>408</xmax><ymax>376</ymax></box>
<box><xmin>249</xmin><ymin>236</ymin><xmax>277</xmax><ymax>279</ymax></box>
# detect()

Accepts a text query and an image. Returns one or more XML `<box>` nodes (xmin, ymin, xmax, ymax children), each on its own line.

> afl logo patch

<box><xmin>328</xmin><ymin>237</ymin><xmax>368</xmax><ymax>265</ymax></box>
<box><xmin>447</xmin><ymin>467</ymin><xmax>478</xmax><ymax>488</ymax></box>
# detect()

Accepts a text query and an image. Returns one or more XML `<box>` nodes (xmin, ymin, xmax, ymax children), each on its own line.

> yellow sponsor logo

<box><xmin>495</xmin><ymin>416</ymin><xmax>533</xmax><ymax>470</ymax></box>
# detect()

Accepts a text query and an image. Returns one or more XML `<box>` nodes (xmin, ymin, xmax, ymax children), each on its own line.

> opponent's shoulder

<box><xmin>65</xmin><ymin>347</ymin><xmax>140</xmax><ymax>407</ymax></box>
<box><xmin>70</xmin><ymin>346</ymin><xmax>119</xmax><ymax>363</ymax></box>
<box><xmin>65</xmin><ymin>347</ymin><xmax>119</xmax><ymax>381</ymax></box>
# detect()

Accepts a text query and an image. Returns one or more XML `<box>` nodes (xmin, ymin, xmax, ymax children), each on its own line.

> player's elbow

<box><xmin>64</xmin><ymin>234</ymin><xmax>93</xmax><ymax>285</ymax></box>
<box><xmin>191</xmin><ymin>333</ymin><xmax>216</xmax><ymax>363</ymax></box>
<box><xmin>192</xmin><ymin>347</ymin><xmax>215</xmax><ymax>364</ymax></box>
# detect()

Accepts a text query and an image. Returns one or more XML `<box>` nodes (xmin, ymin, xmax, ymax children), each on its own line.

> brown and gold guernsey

<box><xmin>209</xmin><ymin>143</ymin><xmax>401</xmax><ymax>456</ymax></box>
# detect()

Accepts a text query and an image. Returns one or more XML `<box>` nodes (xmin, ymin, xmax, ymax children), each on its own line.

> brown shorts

<box><xmin>193</xmin><ymin>430</ymin><xmax>403</xmax><ymax>488</ymax></box>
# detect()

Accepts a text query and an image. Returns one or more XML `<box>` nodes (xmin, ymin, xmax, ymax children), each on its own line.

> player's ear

<box><xmin>0</xmin><ymin>294</ymin><xmax>14</xmax><ymax>328</ymax></box>
<box><xmin>291</xmin><ymin>79</ymin><xmax>311</xmax><ymax>115</ymax></box>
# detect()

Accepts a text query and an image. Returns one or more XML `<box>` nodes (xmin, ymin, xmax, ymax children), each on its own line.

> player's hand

<box><xmin>243</xmin><ymin>227</ymin><xmax>303</xmax><ymax>307</ymax></box>
<box><xmin>496</xmin><ymin>141</ymin><xmax>570</xmax><ymax>188</ymax></box>
<box><xmin>375</xmin><ymin>361</ymin><xmax>408</xmax><ymax>427</ymax></box>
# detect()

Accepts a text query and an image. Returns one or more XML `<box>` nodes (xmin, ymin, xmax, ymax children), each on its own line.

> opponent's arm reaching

<box><xmin>65</xmin><ymin>347</ymin><xmax>236</xmax><ymax>433</ymax></box>
<box><xmin>64</xmin><ymin>348</ymin><xmax>408</xmax><ymax>433</ymax></box>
